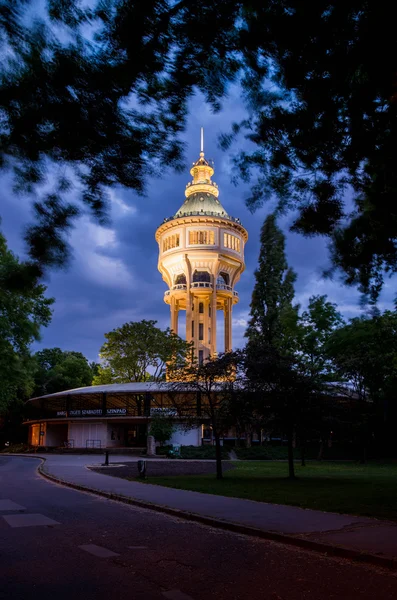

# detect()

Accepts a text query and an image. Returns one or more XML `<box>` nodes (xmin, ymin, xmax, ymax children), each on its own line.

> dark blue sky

<box><xmin>1</xmin><ymin>91</ymin><xmax>394</xmax><ymax>362</ymax></box>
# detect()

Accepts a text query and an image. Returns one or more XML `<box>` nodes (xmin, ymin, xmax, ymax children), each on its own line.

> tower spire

<box><xmin>200</xmin><ymin>127</ymin><xmax>204</xmax><ymax>154</ymax></box>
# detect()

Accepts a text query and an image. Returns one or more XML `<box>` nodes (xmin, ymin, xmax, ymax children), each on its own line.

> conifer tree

<box><xmin>245</xmin><ymin>214</ymin><xmax>299</xmax><ymax>478</ymax></box>
<box><xmin>246</xmin><ymin>214</ymin><xmax>298</xmax><ymax>352</ymax></box>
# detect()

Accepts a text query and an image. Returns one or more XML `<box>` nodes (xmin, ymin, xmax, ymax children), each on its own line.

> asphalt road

<box><xmin>1</xmin><ymin>457</ymin><xmax>397</xmax><ymax>600</ymax></box>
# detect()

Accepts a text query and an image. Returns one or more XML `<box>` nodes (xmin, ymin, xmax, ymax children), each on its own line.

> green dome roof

<box><xmin>174</xmin><ymin>192</ymin><xmax>229</xmax><ymax>218</ymax></box>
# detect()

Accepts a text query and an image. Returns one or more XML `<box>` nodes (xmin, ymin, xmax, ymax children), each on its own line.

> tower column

<box><xmin>184</xmin><ymin>255</ymin><xmax>193</xmax><ymax>350</ymax></box>
<box><xmin>186</xmin><ymin>292</ymin><xmax>192</xmax><ymax>345</ymax></box>
<box><xmin>210</xmin><ymin>276</ymin><xmax>217</xmax><ymax>356</ymax></box>
<box><xmin>224</xmin><ymin>297</ymin><xmax>232</xmax><ymax>352</ymax></box>
<box><xmin>203</xmin><ymin>296</ymin><xmax>209</xmax><ymax>361</ymax></box>
<box><xmin>193</xmin><ymin>295</ymin><xmax>199</xmax><ymax>359</ymax></box>
<box><xmin>170</xmin><ymin>296</ymin><xmax>179</xmax><ymax>334</ymax></box>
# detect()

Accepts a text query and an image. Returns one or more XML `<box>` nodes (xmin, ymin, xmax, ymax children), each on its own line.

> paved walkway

<box><xmin>15</xmin><ymin>453</ymin><xmax>397</xmax><ymax>565</ymax></box>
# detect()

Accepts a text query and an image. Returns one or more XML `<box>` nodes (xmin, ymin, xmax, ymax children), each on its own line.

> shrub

<box><xmin>1</xmin><ymin>443</ymin><xmax>33</xmax><ymax>454</ymax></box>
<box><xmin>149</xmin><ymin>416</ymin><xmax>174</xmax><ymax>446</ymax></box>
<box><xmin>234</xmin><ymin>446</ymin><xmax>288</xmax><ymax>460</ymax></box>
<box><xmin>235</xmin><ymin>443</ymin><xmax>360</xmax><ymax>460</ymax></box>
<box><xmin>155</xmin><ymin>444</ymin><xmax>230</xmax><ymax>459</ymax></box>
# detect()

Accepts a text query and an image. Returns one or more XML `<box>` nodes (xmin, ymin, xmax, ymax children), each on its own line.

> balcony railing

<box><xmin>167</xmin><ymin>283</ymin><xmax>238</xmax><ymax>295</ymax></box>
<box><xmin>191</xmin><ymin>282</ymin><xmax>213</xmax><ymax>289</ymax></box>
<box><xmin>161</xmin><ymin>213</ymin><xmax>243</xmax><ymax>226</ymax></box>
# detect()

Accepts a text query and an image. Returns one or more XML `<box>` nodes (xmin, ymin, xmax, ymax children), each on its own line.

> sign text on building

<box><xmin>106</xmin><ymin>408</ymin><xmax>127</xmax><ymax>416</ymax></box>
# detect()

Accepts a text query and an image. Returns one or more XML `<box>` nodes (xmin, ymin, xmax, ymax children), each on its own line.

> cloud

<box><xmin>2</xmin><ymin>88</ymin><xmax>397</xmax><ymax>364</ymax></box>
<box><xmin>68</xmin><ymin>218</ymin><xmax>135</xmax><ymax>290</ymax></box>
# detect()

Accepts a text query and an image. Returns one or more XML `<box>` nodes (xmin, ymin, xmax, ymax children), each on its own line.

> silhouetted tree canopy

<box><xmin>1</xmin><ymin>1</ymin><xmax>396</xmax><ymax>298</ymax></box>
<box><xmin>33</xmin><ymin>347</ymin><xmax>94</xmax><ymax>396</ymax></box>
<box><xmin>0</xmin><ymin>231</ymin><xmax>53</xmax><ymax>410</ymax></box>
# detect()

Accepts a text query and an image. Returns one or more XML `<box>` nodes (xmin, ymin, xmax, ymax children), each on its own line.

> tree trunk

<box><xmin>287</xmin><ymin>427</ymin><xmax>295</xmax><ymax>479</ymax></box>
<box><xmin>317</xmin><ymin>439</ymin><xmax>324</xmax><ymax>461</ymax></box>
<box><xmin>245</xmin><ymin>430</ymin><xmax>252</xmax><ymax>448</ymax></box>
<box><xmin>214</xmin><ymin>432</ymin><xmax>223</xmax><ymax>480</ymax></box>
<box><xmin>301</xmin><ymin>437</ymin><xmax>306</xmax><ymax>467</ymax></box>
<box><xmin>360</xmin><ymin>439</ymin><xmax>367</xmax><ymax>464</ymax></box>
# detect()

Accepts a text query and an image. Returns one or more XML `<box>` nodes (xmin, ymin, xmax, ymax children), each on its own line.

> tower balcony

<box><xmin>216</xmin><ymin>283</ymin><xmax>239</xmax><ymax>304</ymax></box>
<box><xmin>216</xmin><ymin>283</ymin><xmax>232</xmax><ymax>293</ymax></box>
<box><xmin>191</xmin><ymin>282</ymin><xmax>213</xmax><ymax>290</ymax></box>
<box><xmin>165</xmin><ymin>282</ymin><xmax>239</xmax><ymax>304</ymax></box>
<box><xmin>164</xmin><ymin>284</ymin><xmax>188</xmax><ymax>304</ymax></box>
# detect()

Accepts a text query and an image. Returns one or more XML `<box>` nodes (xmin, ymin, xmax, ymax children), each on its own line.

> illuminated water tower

<box><xmin>155</xmin><ymin>129</ymin><xmax>248</xmax><ymax>363</ymax></box>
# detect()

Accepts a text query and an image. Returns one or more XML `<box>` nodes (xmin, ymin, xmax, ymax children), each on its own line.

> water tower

<box><xmin>155</xmin><ymin>130</ymin><xmax>248</xmax><ymax>363</ymax></box>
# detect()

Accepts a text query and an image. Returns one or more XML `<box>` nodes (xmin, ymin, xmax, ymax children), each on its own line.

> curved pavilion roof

<box><xmin>27</xmin><ymin>382</ymin><xmax>198</xmax><ymax>403</ymax></box>
<box><xmin>27</xmin><ymin>380</ymin><xmax>355</xmax><ymax>405</ymax></box>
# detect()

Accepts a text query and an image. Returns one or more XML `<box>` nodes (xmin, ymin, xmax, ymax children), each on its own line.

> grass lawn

<box><xmin>148</xmin><ymin>461</ymin><xmax>397</xmax><ymax>521</ymax></box>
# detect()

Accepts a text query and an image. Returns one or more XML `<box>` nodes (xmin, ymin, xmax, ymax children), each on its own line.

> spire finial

<box><xmin>200</xmin><ymin>127</ymin><xmax>204</xmax><ymax>154</ymax></box>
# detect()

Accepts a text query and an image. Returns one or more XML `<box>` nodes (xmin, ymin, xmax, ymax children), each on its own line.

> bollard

<box><xmin>137</xmin><ymin>459</ymin><xmax>147</xmax><ymax>479</ymax></box>
<box><xmin>103</xmin><ymin>450</ymin><xmax>109</xmax><ymax>466</ymax></box>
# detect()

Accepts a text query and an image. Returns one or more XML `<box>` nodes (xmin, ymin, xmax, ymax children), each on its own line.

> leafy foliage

<box><xmin>92</xmin><ymin>365</ymin><xmax>113</xmax><ymax>386</ymax></box>
<box><xmin>149</xmin><ymin>415</ymin><xmax>174</xmax><ymax>445</ymax></box>
<box><xmin>2</xmin><ymin>1</ymin><xmax>396</xmax><ymax>297</ymax></box>
<box><xmin>0</xmin><ymin>231</ymin><xmax>53</xmax><ymax>411</ymax></box>
<box><xmin>326</xmin><ymin>312</ymin><xmax>397</xmax><ymax>402</ymax></box>
<box><xmin>326</xmin><ymin>311</ymin><xmax>397</xmax><ymax>455</ymax></box>
<box><xmin>98</xmin><ymin>319</ymin><xmax>192</xmax><ymax>383</ymax></box>
<box><xmin>298</xmin><ymin>295</ymin><xmax>344</xmax><ymax>382</ymax></box>
<box><xmin>33</xmin><ymin>347</ymin><xmax>94</xmax><ymax>396</ymax></box>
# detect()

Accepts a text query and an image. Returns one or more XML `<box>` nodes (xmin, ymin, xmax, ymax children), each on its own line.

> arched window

<box><xmin>216</xmin><ymin>272</ymin><xmax>229</xmax><ymax>286</ymax></box>
<box><xmin>193</xmin><ymin>271</ymin><xmax>210</xmax><ymax>283</ymax></box>
<box><xmin>175</xmin><ymin>274</ymin><xmax>186</xmax><ymax>285</ymax></box>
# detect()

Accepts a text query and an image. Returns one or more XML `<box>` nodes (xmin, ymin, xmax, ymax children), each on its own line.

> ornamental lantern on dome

<box><xmin>155</xmin><ymin>129</ymin><xmax>248</xmax><ymax>364</ymax></box>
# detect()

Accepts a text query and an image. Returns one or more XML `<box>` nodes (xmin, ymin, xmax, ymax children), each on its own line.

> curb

<box><xmin>30</xmin><ymin>461</ymin><xmax>395</xmax><ymax>571</ymax></box>
<box><xmin>4</xmin><ymin>455</ymin><xmax>396</xmax><ymax>571</ymax></box>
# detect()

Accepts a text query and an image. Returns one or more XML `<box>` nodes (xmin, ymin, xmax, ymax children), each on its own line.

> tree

<box><xmin>246</xmin><ymin>214</ymin><xmax>299</xmax><ymax>352</ymax></box>
<box><xmin>226</xmin><ymin>386</ymin><xmax>263</xmax><ymax>448</ymax></box>
<box><xmin>33</xmin><ymin>348</ymin><xmax>94</xmax><ymax>396</ymax></box>
<box><xmin>149</xmin><ymin>415</ymin><xmax>174</xmax><ymax>446</ymax></box>
<box><xmin>0</xmin><ymin>231</ymin><xmax>53</xmax><ymax>412</ymax></box>
<box><xmin>92</xmin><ymin>365</ymin><xmax>113</xmax><ymax>386</ymax></box>
<box><xmin>244</xmin><ymin>340</ymin><xmax>318</xmax><ymax>479</ymax></box>
<box><xmin>295</xmin><ymin>295</ymin><xmax>345</xmax><ymax>463</ymax></box>
<box><xmin>0</xmin><ymin>1</ymin><xmax>188</xmax><ymax>276</ymax></box>
<box><xmin>217</xmin><ymin>1</ymin><xmax>397</xmax><ymax>301</ymax></box>
<box><xmin>169</xmin><ymin>352</ymin><xmax>242</xmax><ymax>480</ymax></box>
<box><xmin>298</xmin><ymin>295</ymin><xmax>344</xmax><ymax>381</ymax></box>
<box><xmin>326</xmin><ymin>311</ymin><xmax>397</xmax><ymax>457</ymax></box>
<box><xmin>98</xmin><ymin>320</ymin><xmax>192</xmax><ymax>383</ymax></box>
<box><xmin>245</xmin><ymin>214</ymin><xmax>301</xmax><ymax>474</ymax></box>
<box><xmin>3</xmin><ymin>1</ymin><xmax>396</xmax><ymax>299</ymax></box>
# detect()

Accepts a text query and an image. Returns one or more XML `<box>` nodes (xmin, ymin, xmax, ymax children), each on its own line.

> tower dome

<box><xmin>155</xmin><ymin>128</ymin><xmax>248</xmax><ymax>363</ymax></box>
<box><xmin>174</xmin><ymin>192</ymin><xmax>229</xmax><ymax>219</ymax></box>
